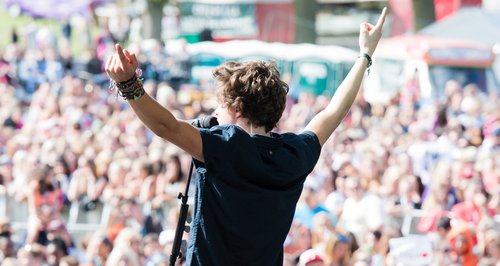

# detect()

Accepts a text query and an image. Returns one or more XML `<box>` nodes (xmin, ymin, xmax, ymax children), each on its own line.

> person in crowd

<box><xmin>430</xmin><ymin>217</ymin><xmax>453</xmax><ymax>254</ymax></box>
<box><xmin>310</xmin><ymin>212</ymin><xmax>336</xmax><ymax>248</ymax></box>
<box><xmin>67</xmin><ymin>156</ymin><xmax>104</xmax><ymax>211</ymax></box>
<box><xmin>337</xmin><ymin>176</ymin><xmax>384</xmax><ymax>243</ymax></box>
<box><xmin>85</xmin><ymin>230</ymin><xmax>113</xmax><ymax>266</ymax></box>
<box><xmin>295</xmin><ymin>186</ymin><xmax>332</xmax><ymax>230</ymax></box>
<box><xmin>451</xmin><ymin>179</ymin><xmax>494</xmax><ymax>227</ymax></box>
<box><xmin>478</xmin><ymin>229</ymin><xmax>500</xmax><ymax>266</ymax></box>
<box><xmin>16</xmin><ymin>243</ymin><xmax>46</xmax><ymax>266</ymax></box>
<box><xmin>448</xmin><ymin>223</ymin><xmax>479</xmax><ymax>266</ymax></box>
<box><xmin>284</xmin><ymin>220</ymin><xmax>313</xmax><ymax>262</ymax></box>
<box><xmin>418</xmin><ymin>161</ymin><xmax>457</xmax><ymax>233</ymax></box>
<box><xmin>324</xmin><ymin>175</ymin><xmax>347</xmax><ymax>219</ymax></box>
<box><xmin>142</xmin><ymin>233</ymin><xmax>166</xmax><ymax>264</ymax></box>
<box><xmin>0</xmin><ymin>235</ymin><xmax>15</xmax><ymax>260</ymax></box>
<box><xmin>46</xmin><ymin>237</ymin><xmax>69</xmax><ymax>266</ymax></box>
<box><xmin>112</xmin><ymin>227</ymin><xmax>142</xmax><ymax>264</ymax></box>
<box><xmin>59</xmin><ymin>255</ymin><xmax>79</xmax><ymax>266</ymax></box>
<box><xmin>321</xmin><ymin>233</ymin><xmax>353</xmax><ymax>266</ymax></box>
<box><xmin>105</xmin><ymin>246</ymin><xmax>140</xmax><ymax>266</ymax></box>
<box><xmin>298</xmin><ymin>248</ymin><xmax>325</xmax><ymax>266</ymax></box>
<box><xmin>26</xmin><ymin>164</ymin><xmax>64</xmax><ymax>245</ymax></box>
<box><xmin>101</xmin><ymin>159</ymin><xmax>128</xmax><ymax>204</ymax></box>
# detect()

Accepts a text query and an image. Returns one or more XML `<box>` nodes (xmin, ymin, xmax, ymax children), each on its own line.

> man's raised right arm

<box><xmin>105</xmin><ymin>44</ymin><xmax>204</xmax><ymax>162</ymax></box>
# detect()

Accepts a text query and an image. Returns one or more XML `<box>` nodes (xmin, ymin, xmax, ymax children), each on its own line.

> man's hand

<box><xmin>359</xmin><ymin>7</ymin><xmax>387</xmax><ymax>57</ymax></box>
<box><xmin>105</xmin><ymin>43</ymin><xmax>139</xmax><ymax>82</ymax></box>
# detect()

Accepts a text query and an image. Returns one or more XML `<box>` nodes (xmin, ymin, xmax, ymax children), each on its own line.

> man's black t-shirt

<box><xmin>186</xmin><ymin>125</ymin><xmax>321</xmax><ymax>266</ymax></box>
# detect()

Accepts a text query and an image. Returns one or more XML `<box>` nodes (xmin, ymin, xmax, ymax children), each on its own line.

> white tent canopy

<box><xmin>186</xmin><ymin>40</ymin><xmax>359</xmax><ymax>62</ymax></box>
<box><xmin>419</xmin><ymin>7</ymin><xmax>500</xmax><ymax>46</ymax></box>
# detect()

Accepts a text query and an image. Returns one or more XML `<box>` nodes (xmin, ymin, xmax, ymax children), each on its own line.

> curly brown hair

<box><xmin>213</xmin><ymin>61</ymin><xmax>289</xmax><ymax>132</ymax></box>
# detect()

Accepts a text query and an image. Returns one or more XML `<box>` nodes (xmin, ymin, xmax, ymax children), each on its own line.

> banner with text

<box><xmin>180</xmin><ymin>2</ymin><xmax>258</xmax><ymax>39</ymax></box>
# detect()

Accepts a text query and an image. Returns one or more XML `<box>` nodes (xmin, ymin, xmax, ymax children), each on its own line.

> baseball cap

<box><xmin>298</xmin><ymin>249</ymin><xmax>324</xmax><ymax>266</ymax></box>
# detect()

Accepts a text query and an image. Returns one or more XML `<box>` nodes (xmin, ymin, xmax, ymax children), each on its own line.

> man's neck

<box><xmin>236</xmin><ymin>118</ymin><xmax>269</xmax><ymax>136</ymax></box>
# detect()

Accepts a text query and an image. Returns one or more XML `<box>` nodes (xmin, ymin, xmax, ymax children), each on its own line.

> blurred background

<box><xmin>0</xmin><ymin>0</ymin><xmax>498</xmax><ymax>266</ymax></box>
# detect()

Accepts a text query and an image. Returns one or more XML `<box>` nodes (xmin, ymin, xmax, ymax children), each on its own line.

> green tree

<box><xmin>412</xmin><ymin>0</ymin><xmax>436</xmax><ymax>32</ymax></box>
<box><xmin>294</xmin><ymin>0</ymin><xmax>318</xmax><ymax>44</ymax></box>
<box><xmin>144</xmin><ymin>0</ymin><xmax>169</xmax><ymax>41</ymax></box>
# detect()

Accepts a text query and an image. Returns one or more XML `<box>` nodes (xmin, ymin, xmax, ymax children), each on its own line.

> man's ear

<box><xmin>230</xmin><ymin>105</ymin><xmax>240</xmax><ymax>119</ymax></box>
<box><xmin>235</xmin><ymin>111</ymin><xmax>242</xmax><ymax>119</ymax></box>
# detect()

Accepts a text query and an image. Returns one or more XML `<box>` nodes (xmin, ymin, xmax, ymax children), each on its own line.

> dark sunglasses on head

<box><xmin>337</xmin><ymin>234</ymin><xmax>351</xmax><ymax>243</ymax></box>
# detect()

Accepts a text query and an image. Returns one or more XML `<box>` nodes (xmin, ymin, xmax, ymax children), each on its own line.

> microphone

<box><xmin>186</xmin><ymin>115</ymin><xmax>219</xmax><ymax>129</ymax></box>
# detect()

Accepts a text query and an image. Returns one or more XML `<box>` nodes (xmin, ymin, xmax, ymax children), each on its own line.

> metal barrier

<box><xmin>401</xmin><ymin>209</ymin><xmax>426</xmax><ymax>236</ymax></box>
<box><xmin>66</xmin><ymin>199</ymin><xmax>111</xmax><ymax>231</ymax></box>
<box><xmin>0</xmin><ymin>193</ymin><xmax>6</xmax><ymax>218</ymax></box>
<box><xmin>2</xmin><ymin>195</ymin><xmax>111</xmax><ymax>244</ymax></box>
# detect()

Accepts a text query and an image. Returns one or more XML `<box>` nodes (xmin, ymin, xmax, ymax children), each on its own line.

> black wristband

<box><xmin>117</xmin><ymin>74</ymin><xmax>137</xmax><ymax>86</ymax></box>
<box><xmin>360</xmin><ymin>53</ymin><xmax>372</xmax><ymax>68</ymax></box>
<box><xmin>359</xmin><ymin>53</ymin><xmax>372</xmax><ymax>75</ymax></box>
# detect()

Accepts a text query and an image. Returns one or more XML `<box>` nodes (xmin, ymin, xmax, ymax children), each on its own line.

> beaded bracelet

<box><xmin>119</xmin><ymin>77</ymin><xmax>145</xmax><ymax>100</ymax></box>
<box><xmin>109</xmin><ymin>69</ymin><xmax>145</xmax><ymax>101</ymax></box>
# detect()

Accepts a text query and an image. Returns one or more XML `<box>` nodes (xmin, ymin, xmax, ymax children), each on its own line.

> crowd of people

<box><xmin>0</xmin><ymin>19</ymin><xmax>499</xmax><ymax>266</ymax></box>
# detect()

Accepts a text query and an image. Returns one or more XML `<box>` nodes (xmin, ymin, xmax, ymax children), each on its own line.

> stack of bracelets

<box><xmin>109</xmin><ymin>69</ymin><xmax>145</xmax><ymax>101</ymax></box>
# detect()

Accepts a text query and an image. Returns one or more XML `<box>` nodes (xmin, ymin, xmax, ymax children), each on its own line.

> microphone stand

<box><xmin>169</xmin><ymin>116</ymin><xmax>217</xmax><ymax>266</ymax></box>
<box><xmin>169</xmin><ymin>160</ymin><xmax>195</xmax><ymax>266</ymax></box>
